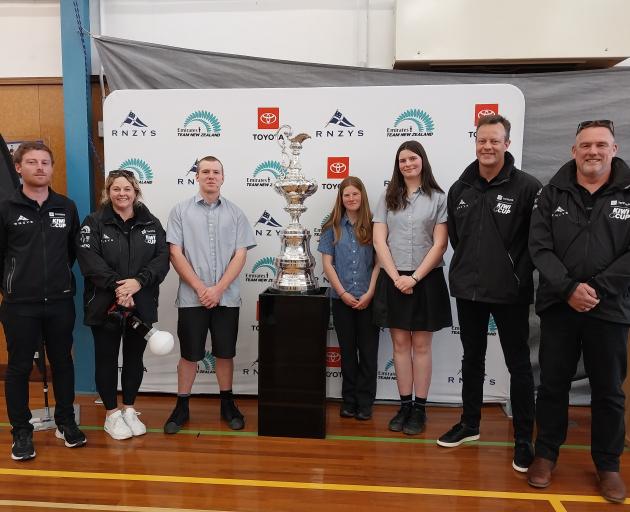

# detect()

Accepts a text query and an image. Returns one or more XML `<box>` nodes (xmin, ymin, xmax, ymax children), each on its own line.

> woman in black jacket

<box><xmin>77</xmin><ymin>170</ymin><xmax>169</xmax><ymax>440</ymax></box>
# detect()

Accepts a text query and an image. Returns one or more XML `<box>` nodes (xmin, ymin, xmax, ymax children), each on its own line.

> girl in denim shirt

<box><xmin>318</xmin><ymin>176</ymin><xmax>380</xmax><ymax>420</ymax></box>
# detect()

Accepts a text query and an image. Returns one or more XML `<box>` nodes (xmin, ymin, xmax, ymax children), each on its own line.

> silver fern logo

<box><xmin>117</xmin><ymin>159</ymin><xmax>154</xmax><ymax>184</ymax></box>
<box><xmin>197</xmin><ymin>351</ymin><xmax>216</xmax><ymax>374</ymax></box>
<box><xmin>246</xmin><ymin>160</ymin><xmax>283</xmax><ymax>187</ymax></box>
<box><xmin>387</xmin><ymin>109</ymin><xmax>435</xmax><ymax>137</ymax></box>
<box><xmin>178</xmin><ymin>110</ymin><xmax>222</xmax><ymax>137</ymax></box>
<box><xmin>246</xmin><ymin>256</ymin><xmax>277</xmax><ymax>283</ymax></box>
<box><xmin>378</xmin><ymin>358</ymin><xmax>397</xmax><ymax>381</ymax></box>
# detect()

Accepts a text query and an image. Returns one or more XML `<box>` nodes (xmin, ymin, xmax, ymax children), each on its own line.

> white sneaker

<box><xmin>104</xmin><ymin>410</ymin><xmax>133</xmax><ymax>440</ymax></box>
<box><xmin>122</xmin><ymin>407</ymin><xmax>147</xmax><ymax>436</ymax></box>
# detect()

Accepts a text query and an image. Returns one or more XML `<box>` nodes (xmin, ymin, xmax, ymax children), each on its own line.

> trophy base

<box><xmin>258</xmin><ymin>287</ymin><xmax>329</xmax><ymax>439</ymax></box>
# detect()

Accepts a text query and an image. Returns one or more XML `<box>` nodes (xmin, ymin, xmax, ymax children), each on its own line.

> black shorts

<box><xmin>177</xmin><ymin>306</ymin><xmax>240</xmax><ymax>361</ymax></box>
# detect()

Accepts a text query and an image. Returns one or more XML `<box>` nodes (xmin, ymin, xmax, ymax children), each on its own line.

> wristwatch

<box><xmin>411</xmin><ymin>274</ymin><xmax>419</xmax><ymax>283</ymax></box>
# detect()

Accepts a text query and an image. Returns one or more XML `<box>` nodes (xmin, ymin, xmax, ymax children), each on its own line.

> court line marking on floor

<box><xmin>0</xmin><ymin>467</ymin><xmax>624</xmax><ymax>507</ymax></box>
<box><xmin>549</xmin><ymin>499</ymin><xmax>569</xmax><ymax>512</ymax></box>
<box><xmin>0</xmin><ymin>500</ymin><xmax>229</xmax><ymax>512</ymax></box>
<box><xmin>0</xmin><ymin>423</ymin><xmax>599</xmax><ymax>449</ymax></box>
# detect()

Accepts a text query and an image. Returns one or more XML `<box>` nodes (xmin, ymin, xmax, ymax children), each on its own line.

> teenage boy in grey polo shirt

<box><xmin>164</xmin><ymin>156</ymin><xmax>256</xmax><ymax>433</ymax></box>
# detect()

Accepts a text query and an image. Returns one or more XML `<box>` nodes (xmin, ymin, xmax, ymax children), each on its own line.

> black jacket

<box><xmin>529</xmin><ymin>157</ymin><xmax>630</xmax><ymax>324</ymax></box>
<box><xmin>0</xmin><ymin>187</ymin><xmax>79</xmax><ymax>303</ymax></box>
<box><xmin>447</xmin><ymin>152</ymin><xmax>542</xmax><ymax>304</ymax></box>
<box><xmin>77</xmin><ymin>203</ymin><xmax>169</xmax><ymax>326</ymax></box>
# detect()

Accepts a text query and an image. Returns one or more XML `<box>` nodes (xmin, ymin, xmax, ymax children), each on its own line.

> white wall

<box><xmin>0</xmin><ymin>0</ymin><xmax>62</xmax><ymax>77</ymax></box>
<box><xmin>0</xmin><ymin>0</ymin><xmax>628</xmax><ymax>78</ymax></box>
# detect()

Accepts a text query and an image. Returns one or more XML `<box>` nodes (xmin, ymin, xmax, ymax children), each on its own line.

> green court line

<box><xmin>0</xmin><ymin>422</ymin><xmax>604</xmax><ymax>450</ymax></box>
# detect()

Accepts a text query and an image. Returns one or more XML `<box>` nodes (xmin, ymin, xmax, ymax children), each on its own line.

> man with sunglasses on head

<box><xmin>0</xmin><ymin>142</ymin><xmax>86</xmax><ymax>461</ymax></box>
<box><xmin>163</xmin><ymin>156</ymin><xmax>256</xmax><ymax>434</ymax></box>
<box><xmin>528</xmin><ymin>120</ymin><xmax>630</xmax><ymax>503</ymax></box>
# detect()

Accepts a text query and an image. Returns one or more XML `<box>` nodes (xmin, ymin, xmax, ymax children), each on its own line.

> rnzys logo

<box><xmin>14</xmin><ymin>215</ymin><xmax>33</xmax><ymax>225</ymax></box>
<box><xmin>102</xmin><ymin>234</ymin><xmax>114</xmax><ymax>243</ymax></box>
<box><xmin>456</xmin><ymin>199</ymin><xmax>468</xmax><ymax>211</ymax></box>
<box><xmin>552</xmin><ymin>206</ymin><xmax>568</xmax><ymax>217</ymax></box>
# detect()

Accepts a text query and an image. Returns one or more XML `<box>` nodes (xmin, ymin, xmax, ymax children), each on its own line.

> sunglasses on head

<box><xmin>576</xmin><ymin>120</ymin><xmax>615</xmax><ymax>136</ymax></box>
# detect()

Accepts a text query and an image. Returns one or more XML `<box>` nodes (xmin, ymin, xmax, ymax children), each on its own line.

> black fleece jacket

<box><xmin>530</xmin><ymin>157</ymin><xmax>630</xmax><ymax>324</ymax></box>
<box><xmin>447</xmin><ymin>152</ymin><xmax>542</xmax><ymax>304</ymax></box>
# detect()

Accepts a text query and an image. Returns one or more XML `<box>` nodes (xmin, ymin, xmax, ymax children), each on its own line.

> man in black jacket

<box><xmin>0</xmin><ymin>142</ymin><xmax>85</xmax><ymax>461</ymax></box>
<box><xmin>527</xmin><ymin>120</ymin><xmax>630</xmax><ymax>503</ymax></box>
<box><xmin>437</xmin><ymin>115</ymin><xmax>541</xmax><ymax>473</ymax></box>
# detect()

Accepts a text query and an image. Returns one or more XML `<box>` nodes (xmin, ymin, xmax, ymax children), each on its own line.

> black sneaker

<box><xmin>512</xmin><ymin>441</ymin><xmax>534</xmax><ymax>473</ymax></box>
<box><xmin>55</xmin><ymin>422</ymin><xmax>87</xmax><ymax>448</ymax></box>
<box><xmin>221</xmin><ymin>399</ymin><xmax>245</xmax><ymax>430</ymax></box>
<box><xmin>164</xmin><ymin>402</ymin><xmax>190</xmax><ymax>434</ymax></box>
<box><xmin>340</xmin><ymin>403</ymin><xmax>357</xmax><ymax>418</ymax></box>
<box><xmin>436</xmin><ymin>422</ymin><xmax>480</xmax><ymax>447</ymax></box>
<box><xmin>388</xmin><ymin>404</ymin><xmax>411</xmax><ymax>432</ymax></box>
<box><xmin>402</xmin><ymin>406</ymin><xmax>426</xmax><ymax>435</ymax></box>
<box><xmin>11</xmin><ymin>429</ymin><xmax>35</xmax><ymax>461</ymax></box>
<box><xmin>355</xmin><ymin>406</ymin><xmax>373</xmax><ymax>421</ymax></box>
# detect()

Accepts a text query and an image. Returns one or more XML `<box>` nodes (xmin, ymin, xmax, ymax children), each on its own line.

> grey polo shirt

<box><xmin>166</xmin><ymin>193</ymin><xmax>256</xmax><ymax>307</ymax></box>
<box><xmin>373</xmin><ymin>188</ymin><xmax>447</xmax><ymax>271</ymax></box>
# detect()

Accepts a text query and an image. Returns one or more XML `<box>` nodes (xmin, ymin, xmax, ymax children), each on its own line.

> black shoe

<box><xmin>388</xmin><ymin>404</ymin><xmax>411</xmax><ymax>432</ymax></box>
<box><xmin>355</xmin><ymin>406</ymin><xmax>373</xmax><ymax>421</ymax></box>
<box><xmin>11</xmin><ymin>429</ymin><xmax>35</xmax><ymax>461</ymax></box>
<box><xmin>164</xmin><ymin>402</ymin><xmax>190</xmax><ymax>434</ymax></box>
<box><xmin>436</xmin><ymin>422</ymin><xmax>480</xmax><ymax>447</ymax></box>
<box><xmin>55</xmin><ymin>422</ymin><xmax>87</xmax><ymax>448</ymax></box>
<box><xmin>512</xmin><ymin>441</ymin><xmax>534</xmax><ymax>472</ymax></box>
<box><xmin>402</xmin><ymin>406</ymin><xmax>426</xmax><ymax>435</ymax></box>
<box><xmin>221</xmin><ymin>399</ymin><xmax>245</xmax><ymax>430</ymax></box>
<box><xmin>340</xmin><ymin>403</ymin><xmax>357</xmax><ymax>418</ymax></box>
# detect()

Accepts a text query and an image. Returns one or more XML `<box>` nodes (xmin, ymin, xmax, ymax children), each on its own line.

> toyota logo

<box><xmin>260</xmin><ymin>112</ymin><xmax>277</xmax><ymax>125</ymax></box>
<box><xmin>327</xmin><ymin>351</ymin><xmax>341</xmax><ymax>364</ymax></box>
<box><xmin>477</xmin><ymin>109</ymin><xmax>497</xmax><ymax>118</ymax></box>
<box><xmin>329</xmin><ymin>162</ymin><xmax>347</xmax><ymax>174</ymax></box>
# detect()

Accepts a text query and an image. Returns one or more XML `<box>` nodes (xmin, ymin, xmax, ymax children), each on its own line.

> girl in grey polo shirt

<box><xmin>373</xmin><ymin>140</ymin><xmax>452</xmax><ymax>436</ymax></box>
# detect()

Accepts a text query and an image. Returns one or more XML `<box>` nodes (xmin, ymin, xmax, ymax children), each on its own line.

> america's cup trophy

<box><xmin>270</xmin><ymin>125</ymin><xmax>320</xmax><ymax>293</ymax></box>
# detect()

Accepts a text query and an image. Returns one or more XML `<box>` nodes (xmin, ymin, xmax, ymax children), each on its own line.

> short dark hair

<box><xmin>13</xmin><ymin>141</ymin><xmax>54</xmax><ymax>165</ymax></box>
<box><xmin>197</xmin><ymin>155</ymin><xmax>224</xmax><ymax>174</ymax></box>
<box><xmin>476</xmin><ymin>115</ymin><xmax>511</xmax><ymax>141</ymax></box>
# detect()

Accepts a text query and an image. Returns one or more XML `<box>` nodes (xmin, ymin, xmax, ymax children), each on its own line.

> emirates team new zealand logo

<box><xmin>177</xmin><ymin>110</ymin><xmax>222</xmax><ymax>138</ymax></box>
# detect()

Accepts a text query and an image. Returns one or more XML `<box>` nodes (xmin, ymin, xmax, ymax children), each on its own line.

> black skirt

<box><xmin>373</xmin><ymin>268</ymin><xmax>452</xmax><ymax>332</ymax></box>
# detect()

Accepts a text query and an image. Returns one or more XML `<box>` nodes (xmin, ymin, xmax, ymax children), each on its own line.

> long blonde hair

<box><xmin>322</xmin><ymin>176</ymin><xmax>373</xmax><ymax>245</ymax></box>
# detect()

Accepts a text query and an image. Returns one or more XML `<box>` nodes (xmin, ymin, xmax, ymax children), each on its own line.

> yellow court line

<box><xmin>549</xmin><ymin>499</ymin><xmax>569</xmax><ymax>512</ymax></box>
<box><xmin>0</xmin><ymin>501</ymin><xmax>229</xmax><ymax>512</ymax></box>
<box><xmin>0</xmin><ymin>467</ymin><xmax>625</xmax><ymax>506</ymax></box>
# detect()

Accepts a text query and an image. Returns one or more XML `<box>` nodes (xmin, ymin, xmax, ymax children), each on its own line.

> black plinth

<box><xmin>258</xmin><ymin>287</ymin><xmax>329</xmax><ymax>438</ymax></box>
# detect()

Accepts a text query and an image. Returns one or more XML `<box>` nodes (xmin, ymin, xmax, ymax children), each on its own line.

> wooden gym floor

<box><xmin>0</xmin><ymin>384</ymin><xmax>626</xmax><ymax>511</ymax></box>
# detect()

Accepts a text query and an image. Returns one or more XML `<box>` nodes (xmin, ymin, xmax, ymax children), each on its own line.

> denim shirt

<box><xmin>317</xmin><ymin>214</ymin><xmax>374</xmax><ymax>299</ymax></box>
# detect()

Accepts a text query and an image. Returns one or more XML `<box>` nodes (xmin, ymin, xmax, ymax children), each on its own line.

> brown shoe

<box><xmin>597</xmin><ymin>471</ymin><xmax>627</xmax><ymax>504</ymax></box>
<box><xmin>527</xmin><ymin>457</ymin><xmax>555</xmax><ymax>488</ymax></box>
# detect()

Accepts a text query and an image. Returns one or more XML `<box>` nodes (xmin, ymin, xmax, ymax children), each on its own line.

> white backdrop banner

<box><xmin>103</xmin><ymin>84</ymin><xmax>525</xmax><ymax>403</ymax></box>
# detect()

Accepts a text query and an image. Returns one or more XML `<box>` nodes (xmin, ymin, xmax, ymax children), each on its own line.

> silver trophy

<box><xmin>270</xmin><ymin>125</ymin><xmax>319</xmax><ymax>293</ymax></box>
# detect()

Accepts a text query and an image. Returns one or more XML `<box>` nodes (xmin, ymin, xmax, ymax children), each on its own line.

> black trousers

<box><xmin>535</xmin><ymin>303</ymin><xmax>629</xmax><ymax>471</ymax></box>
<box><xmin>1</xmin><ymin>300</ymin><xmax>76</xmax><ymax>432</ymax></box>
<box><xmin>91</xmin><ymin>319</ymin><xmax>148</xmax><ymax>411</ymax></box>
<box><xmin>331</xmin><ymin>299</ymin><xmax>380</xmax><ymax>408</ymax></box>
<box><xmin>456</xmin><ymin>299</ymin><xmax>535</xmax><ymax>441</ymax></box>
